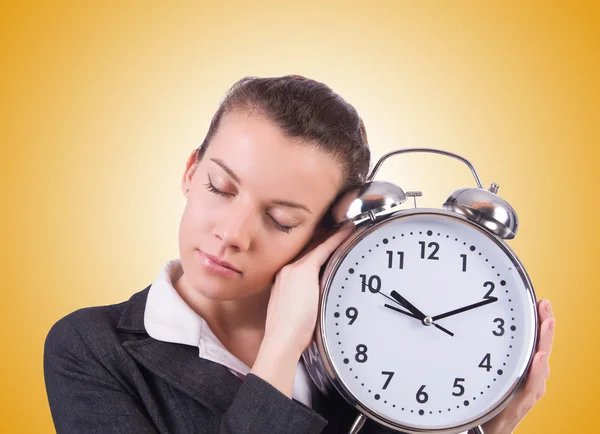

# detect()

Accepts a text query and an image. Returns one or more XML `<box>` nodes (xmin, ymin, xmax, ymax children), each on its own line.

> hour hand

<box><xmin>390</xmin><ymin>290</ymin><xmax>426</xmax><ymax>321</ymax></box>
<box><xmin>386</xmin><ymin>291</ymin><xmax>454</xmax><ymax>337</ymax></box>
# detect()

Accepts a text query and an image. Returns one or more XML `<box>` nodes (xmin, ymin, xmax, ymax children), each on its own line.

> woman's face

<box><xmin>178</xmin><ymin>110</ymin><xmax>344</xmax><ymax>301</ymax></box>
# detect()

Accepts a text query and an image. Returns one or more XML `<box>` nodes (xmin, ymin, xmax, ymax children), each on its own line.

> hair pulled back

<box><xmin>197</xmin><ymin>75</ymin><xmax>371</xmax><ymax>195</ymax></box>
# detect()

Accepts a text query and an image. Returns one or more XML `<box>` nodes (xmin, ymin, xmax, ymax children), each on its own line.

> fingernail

<box><xmin>549</xmin><ymin>318</ymin><xmax>555</xmax><ymax>331</ymax></box>
<box><xmin>545</xmin><ymin>300</ymin><xmax>552</xmax><ymax>315</ymax></box>
<box><xmin>539</xmin><ymin>351</ymin><xmax>547</xmax><ymax>362</ymax></box>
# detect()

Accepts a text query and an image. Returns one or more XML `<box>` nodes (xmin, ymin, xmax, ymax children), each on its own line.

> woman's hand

<box><xmin>263</xmin><ymin>221</ymin><xmax>355</xmax><ymax>356</ymax></box>
<box><xmin>251</xmin><ymin>222</ymin><xmax>355</xmax><ymax>398</ymax></box>
<box><xmin>479</xmin><ymin>298</ymin><xmax>556</xmax><ymax>434</ymax></box>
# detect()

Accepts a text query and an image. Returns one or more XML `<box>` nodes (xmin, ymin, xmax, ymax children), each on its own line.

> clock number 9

<box><xmin>360</xmin><ymin>274</ymin><xmax>381</xmax><ymax>293</ymax></box>
<box><xmin>355</xmin><ymin>344</ymin><xmax>368</xmax><ymax>363</ymax></box>
<box><xmin>416</xmin><ymin>385</ymin><xmax>429</xmax><ymax>403</ymax></box>
<box><xmin>346</xmin><ymin>307</ymin><xmax>358</xmax><ymax>325</ymax></box>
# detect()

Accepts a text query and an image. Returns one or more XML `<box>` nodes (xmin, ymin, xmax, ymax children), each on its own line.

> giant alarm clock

<box><xmin>302</xmin><ymin>148</ymin><xmax>538</xmax><ymax>434</ymax></box>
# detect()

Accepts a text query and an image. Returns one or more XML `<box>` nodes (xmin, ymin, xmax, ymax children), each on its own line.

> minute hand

<box><xmin>431</xmin><ymin>297</ymin><xmax>498</xmax><ymax>321</ymax></box>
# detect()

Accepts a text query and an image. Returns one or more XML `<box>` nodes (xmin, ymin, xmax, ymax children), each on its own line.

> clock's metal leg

<box><xmin>348</xmin><ymin>413</ymin><xmax>367</xmax><ymax>434</ymax></box>
<box><xmin>469</xmin><ymin>426</ymin><xmax>485</xmax><ymax>434</ymax></box>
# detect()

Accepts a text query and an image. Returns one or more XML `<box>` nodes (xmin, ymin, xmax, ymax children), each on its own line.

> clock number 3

<box><xmin>493</xmin><ymin>318</ymin><xmax>505</xmax><ymax>336</ymax></box>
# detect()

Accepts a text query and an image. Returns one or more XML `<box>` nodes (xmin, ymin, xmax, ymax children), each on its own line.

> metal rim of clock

<box><xmin>331</xmin><ymin>148</ymin><xmax>519</xmax><ymax>240</ymax></box>
<box><xmin>304</xmin><ymin>208</ymin><xmax>538</xmax><ymax>434</ymax></box>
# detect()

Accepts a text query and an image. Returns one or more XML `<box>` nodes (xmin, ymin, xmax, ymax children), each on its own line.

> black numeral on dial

<box><xmin>360</xmin><ymin>274</ymin><xmax>381</xmax><ymax>293</ymax></box>
<box><xmin>452</xmin><ymin>378</ymin><xmax>465</xmax><ymax>396</ymax></box>
<box><xmin>479</xmin><ymin>353</ymin><xmax>492</xmax><ymax>372</ymax></box>
<box><xmin>416</xmin><ymin>385</ymin><xmax>429</xmax><ymax>403</ymax></box>
<box><xmin>386</xmin><ymin>250</ymin><xmax>404</xmax><ymax>269</ymax></box>
<box><xmin>493</xmin><ymin>318</ymin><xmax>505</xmax><ymax>336</ymax></box>
<box><xmin>460</xmin><ymin>254</ymin><xmax>467</xmax><ymax>272</ymax></box>
<box><xmin>355</xmin><ymin>344</ymin><xmax>368</xmax><ymax>363</ymax></box>
<box><xmin>419</xmin><ymin>241</ymin><xmax>440</xmax><ymax>260</ymax></box>
<box><xmin>346</xmin><ymin>307</ymin><xmax>358</xmax><ymax>325</ymax></box>
<box><xmin>381</xmin><ymin>371</ymin><xmax>394</xmax><ymax>390</ymax></box>
<box><xmin>483</xmin><ymin>281</ymin><xmax>495</xmax><ymax>300</ymax></box>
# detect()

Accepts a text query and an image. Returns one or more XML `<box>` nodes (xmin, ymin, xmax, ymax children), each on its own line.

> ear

<box><xmin>181</xmin><ymin>148</ymin><xmax>200</xmax><ymax>198</ymax></box>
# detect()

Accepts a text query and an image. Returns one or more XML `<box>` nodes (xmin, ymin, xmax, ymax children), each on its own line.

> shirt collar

<box><xmin>143</xmin><ymin>259</ymin><xmax>251</xmax><ymax>376</ymax></box>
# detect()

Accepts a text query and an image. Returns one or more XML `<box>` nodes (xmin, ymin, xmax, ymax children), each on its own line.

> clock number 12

<box><xmin>419</xmin><ymin>241</ymin><xmax>440</xmax><ymax>260</ymax></box>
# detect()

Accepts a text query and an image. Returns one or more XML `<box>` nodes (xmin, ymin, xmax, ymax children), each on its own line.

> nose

<box><xmin>212</xmin><ymin>200</ymin><xmax>254</xmax><ymax>252</ymax></box>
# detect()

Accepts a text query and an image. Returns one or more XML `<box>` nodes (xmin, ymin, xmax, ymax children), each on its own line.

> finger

<box><xmin>522</xmin><ymin>350</ymin><xmax>548</xmax><ymax>404</ymax></box>
<box><xmin>292</xmin><ymin>227</ymin><xmax>339</xmax><ymax>265</ymax></box>
<box><xmin>538</xmin><ymin>317</ymin><xmax>555</xmax><ymax>362</ymax></box>
<box><xmin>537</xmin><ymin>299</ymin><xmax>553</xmax><ymax>326</ymax></box>
<box><xmin>536</xmin><ymin>300</ymin><xmax>555</xmax><ymax>357</ymax></box>
<box><xmin>503</xmin><ymin>350</ymin><xmax>547</xmax><ymax>423</ymax></box>
<box><xmin>305</xmin><ymin>221</ymin><xmax>355</xmax><ymax>266</ymax></box>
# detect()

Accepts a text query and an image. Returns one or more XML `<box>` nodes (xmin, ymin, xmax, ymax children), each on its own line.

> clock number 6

<box><xmin>416</xmin><ymin>385</ymin><xmax>429</xmax><ymax>403</ymax></box>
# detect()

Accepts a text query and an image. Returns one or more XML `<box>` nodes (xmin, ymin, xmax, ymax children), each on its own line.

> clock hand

<box><xmin>383</xmin><ymin>303</ymin><xmax>418</xmax><ymax>320</ymax></box>
<box><xmin>432</xmin><ymin>297</ymin><xmax>499</xmax><ymax>322</ymax></box>
<box><xmin>390</xmin><ymin>290</ymin><xmax>426</xmax><ymax>321</ymax></box>
<box><xmin>384</xmin><ymin>303</ymin><xmax>455</xmax><ymax>337</ymax></box>
<box><xmin>368</xmin><ymin>283</ymin><xmax>455</xmax><ymax>336</ymax></box>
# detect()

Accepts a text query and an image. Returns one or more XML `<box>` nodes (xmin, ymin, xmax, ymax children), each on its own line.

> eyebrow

<box><xmin>210</xmin><ymin>158</ymin><xmax>312</xmax><ymax>213</ymax></box>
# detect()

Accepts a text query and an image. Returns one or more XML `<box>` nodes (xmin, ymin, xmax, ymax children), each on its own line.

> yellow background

<box><xmin>1</xmin><ymin>1</ymin><xmax>597</xmax><ymax>432</ymax></box>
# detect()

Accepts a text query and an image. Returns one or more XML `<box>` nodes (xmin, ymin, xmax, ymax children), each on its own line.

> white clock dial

<box><xmin>322</xmin><ymin>212</ymin><xmax>536</xmax><ymax>431</ymax></box>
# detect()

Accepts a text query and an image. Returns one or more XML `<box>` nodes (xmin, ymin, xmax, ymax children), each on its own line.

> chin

<box><xmin>187</xmin><ymin>270</ymin><xmax>251</xmax><ymax>301</ymax></box>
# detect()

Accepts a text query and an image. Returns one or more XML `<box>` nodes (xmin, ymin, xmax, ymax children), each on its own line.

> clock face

<box><xmin>322</xmin><ymin>211</ymin><xmax>536</xmax><ymax>431</ymax></box>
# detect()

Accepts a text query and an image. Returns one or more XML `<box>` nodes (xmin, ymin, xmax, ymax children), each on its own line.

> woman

<box><xmin>44</xmin><ymin>75</ymin><xmax>555</xmax><ymax>433</ymax></box>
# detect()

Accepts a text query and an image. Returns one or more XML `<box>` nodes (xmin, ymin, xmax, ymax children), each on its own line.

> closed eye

<box><xmin>205</xmin><ymin>175</ymin><xmax>295</xmax><ymax>234</ymax></box>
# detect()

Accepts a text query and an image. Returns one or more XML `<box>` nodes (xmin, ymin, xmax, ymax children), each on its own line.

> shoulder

<box><xmin>44</xmin><ymin>286</ymin><xmax>150</xmax><ymax>359</ymax></box>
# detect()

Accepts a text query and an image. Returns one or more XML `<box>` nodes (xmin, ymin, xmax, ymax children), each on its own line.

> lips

<box><xmin>201</xmin><ymin>251</ymin><xmax>241</xmax><ymax>273</ymax></box>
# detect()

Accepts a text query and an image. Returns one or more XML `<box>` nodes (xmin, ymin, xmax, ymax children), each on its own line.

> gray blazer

<box><xmin>44</xmin><ymin>286</ymin><xmax>398</xmax><ymax>433</ymax></box>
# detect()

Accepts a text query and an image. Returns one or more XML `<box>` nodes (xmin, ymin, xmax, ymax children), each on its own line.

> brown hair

<box><xmin>196</xmin><ymin>75</ymin><xmax>371</xmax><ymax>196</ymax></box>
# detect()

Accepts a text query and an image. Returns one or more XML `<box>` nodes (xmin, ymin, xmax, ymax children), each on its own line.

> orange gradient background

<box><xmin>1</xmin><ymin>1</ymin><xmax>598</xmax><ymax>432</ymax></box>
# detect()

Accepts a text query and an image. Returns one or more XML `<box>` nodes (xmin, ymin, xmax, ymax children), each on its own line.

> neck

<box><xmin>172</xmin><ymin>273</ymin><xmax>270</xmax><ymax>340</ymax></box>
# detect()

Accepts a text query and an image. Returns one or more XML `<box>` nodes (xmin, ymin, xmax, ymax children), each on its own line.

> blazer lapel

<box><xmin>115</xmin><ymin>286</ymin><xmax>355</xmax><ymax>429</ymax></box>
<box><xmin>116</xmin><ymin>286</ymin><xmax>243</xmax><ymax>413</ymax></box>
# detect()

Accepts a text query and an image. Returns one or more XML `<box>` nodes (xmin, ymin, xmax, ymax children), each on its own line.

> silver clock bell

<box><xmin>332</xmin><ymin>148</ymin><xmax>519</xmax><ymax>240</ymax></box>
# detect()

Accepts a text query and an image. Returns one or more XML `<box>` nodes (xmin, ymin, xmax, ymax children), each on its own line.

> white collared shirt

<box><xmin>144</xmin><ymin>259</ymin><xmax>315</xmax><ymax>408</ymax></box>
